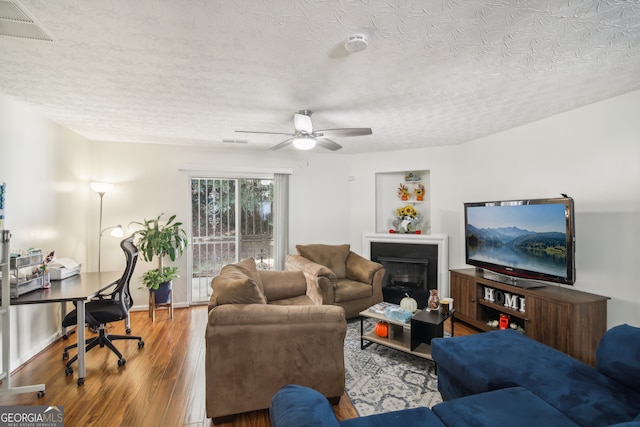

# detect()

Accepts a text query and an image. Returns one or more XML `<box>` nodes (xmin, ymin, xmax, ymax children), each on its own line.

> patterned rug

<box><xmin>344</xmin><ymin>318</ymin><xmax>443</xmax><ymax>416</ymax></box>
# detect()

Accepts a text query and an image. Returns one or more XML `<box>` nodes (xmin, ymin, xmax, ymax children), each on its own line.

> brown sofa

<box><xmin>205</xmin><ymin>258</ymin><xmax>347</xmax><ymax>424</ymax></box>
<box><xmin>286</xmin><ymin>244</ymin><xmax>385</xmax><ymax>318</ymax></box>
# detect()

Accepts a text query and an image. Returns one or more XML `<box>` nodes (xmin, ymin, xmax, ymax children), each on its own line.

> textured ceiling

<box><xmin>1</xmin><ymin>0</ymin><xmax>639</xmax><ymax>154</ymax></box>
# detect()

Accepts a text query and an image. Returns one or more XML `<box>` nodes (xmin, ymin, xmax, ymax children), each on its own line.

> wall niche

<box><xmin>375</xmin><ymin>170</ymin><xmax>431</xmax><ymax>235</ymax></box>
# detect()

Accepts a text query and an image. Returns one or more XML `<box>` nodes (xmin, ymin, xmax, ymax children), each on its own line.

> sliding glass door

<box><xmin>190</xmin><ymin>178</ymin><xmax>274</xmax><ymax>303</ymax></box>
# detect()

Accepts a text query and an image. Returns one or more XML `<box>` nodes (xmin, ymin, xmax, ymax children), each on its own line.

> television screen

<box><xmin>464</xmin><ymin>197</ymin><xmax>575</xmax><ymax>287</ymax></box>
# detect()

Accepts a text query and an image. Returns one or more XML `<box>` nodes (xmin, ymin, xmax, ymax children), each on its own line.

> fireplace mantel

<box><xmin>362</xmin><ymin>233</ymin><xmax>449</xmax><ymax>297</ymax></box>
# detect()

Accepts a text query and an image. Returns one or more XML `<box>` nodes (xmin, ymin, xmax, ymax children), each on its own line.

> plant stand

<box><xmin>149</xmin><ymin>282</ymin><xmax>173</xmax><ymax>322</ymax></box>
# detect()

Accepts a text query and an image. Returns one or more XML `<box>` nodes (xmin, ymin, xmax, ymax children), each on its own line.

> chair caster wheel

<box><xmin>65</xmin><ymin>367</ymin><xmax>73</xmax><ymax>376</ymax></box>
<box><xmin>126</xmin><ymin>328</ymin><xmax>131</xmax><ymax>334</ymax></box>
<box><xmin>118</xmin><ymin>358</ymin><xmax>126</xmax><ymax>367</ymax></box>
<box><xmin>38</xmin><ymin>390</ymin><xmax>45</xmax><ymax>397</ymax></box>
<box><xmin>77</xmin><ymin>378</ymin><xmax>84</xmax><ymax>386</ymax></box>
<box><xmin>62</xmin><ymin>352</ymin><xmax>69</xmax><ymax>360</ymax></box>
<box><xmin>138</xmin><ymin>340</ymin><xmax>144</xmax><ymax>348</ymax></box>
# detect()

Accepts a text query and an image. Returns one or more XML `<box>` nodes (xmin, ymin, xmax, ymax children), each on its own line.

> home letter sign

<box><xmin>483</xmin><ymin>286</ymin><xmax>526</xmax><ymax>313</ymax></box>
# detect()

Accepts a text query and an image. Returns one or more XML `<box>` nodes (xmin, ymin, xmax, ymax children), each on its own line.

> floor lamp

<box><xmin>91</xmin><ymin>182</ymin><xmax>124</xmax><ymax>272</ymax></box>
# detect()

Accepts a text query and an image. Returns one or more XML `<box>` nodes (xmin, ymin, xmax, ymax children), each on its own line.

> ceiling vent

<box><xmin>0</xmin><ymin>0</ymin><xmax>54</xmax><ymax>42</ymax></box>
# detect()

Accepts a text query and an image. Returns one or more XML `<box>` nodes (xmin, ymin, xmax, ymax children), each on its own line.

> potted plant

<box><xmin>131</xmin><ymin>213</ymin><xmax>188</xmax><ymax>304</ymax></box>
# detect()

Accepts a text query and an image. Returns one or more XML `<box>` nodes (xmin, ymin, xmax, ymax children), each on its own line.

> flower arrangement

<box><xmin>392</xmin><ymin>205</ymin><xmax>422</xmax><ymax>233</ymax></box>
<box><xmin>396</xmin><ymin>205</ymin><xmax>418</xmax><ymax>218</ymax></box>
<box><xmin>414</xmin><ymin>183</ymin><xmax>425</xmax><ymax>201</ymax></box>
<box><xmin>397</xmin><ymin>183</ymin><xmax>409</xmax><ymax>200</ymax></box>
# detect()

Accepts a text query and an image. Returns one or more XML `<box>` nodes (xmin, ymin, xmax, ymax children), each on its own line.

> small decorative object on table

<box><xmin>440</xmin><ymin>297</ymin><xmax>452</xmax><ymax>313</ymax></box>
<box><xmin>384</xmin><ymin>306</ymin><xmax>413</xmax><ymax>323</ymax></box>
<box><xmin>427</xmin><ymin>289</ymin><xmax>440</xmax><ymax>310</ymax></box>
<box><xmin>400</xmin><ymin>293</ymin><xmax>418</xmax><ymax>312</ymax></box>
<box><xmin>375</xmin><ymin>321</ymin><xmax>389</xmax><ymax>338</ymax></box>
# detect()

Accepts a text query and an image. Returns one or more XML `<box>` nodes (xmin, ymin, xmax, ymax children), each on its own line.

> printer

<box><xmin>48</xmin><ymin>257</ymin><xmax>81</xmax><ymax>280</ymax></box>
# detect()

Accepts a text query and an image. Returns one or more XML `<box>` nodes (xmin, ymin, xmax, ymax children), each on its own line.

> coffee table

<box><xmin>360</xmin><ymin>306</ymin><xmax>455</xmax><ymax>360</ymax></box>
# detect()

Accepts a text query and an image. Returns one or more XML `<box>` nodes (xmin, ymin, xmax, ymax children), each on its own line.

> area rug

<box><xmin>344</xmin><ymin>318</ymin><xmax>443</xmax><ymax>416</ymax></box>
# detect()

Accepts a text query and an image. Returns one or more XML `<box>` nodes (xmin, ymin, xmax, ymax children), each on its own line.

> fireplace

<box><xmin>378</xmin><ymin>256</ymin><xmax>430</xmax><ymax>307</ymax></box>
<box><xmin>378</xmin><ymin>256</ymin><xmax>429</xmax><ymax>290</ymax></box>
<box><xmin>362</xmin><ymin>233</ymin><xmax>449</xmax><ymax>308</ymax></box>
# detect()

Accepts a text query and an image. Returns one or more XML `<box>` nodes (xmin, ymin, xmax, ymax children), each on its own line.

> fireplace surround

<box><xmin>362</xmin><ymin>233</ymin><xmax>449</xmax><ymax>307</ymax></box>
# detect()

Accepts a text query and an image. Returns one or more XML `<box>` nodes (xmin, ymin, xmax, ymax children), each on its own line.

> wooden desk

<box><xmin>4</xmin><ymin>271</ymin><xmax>120</xmax><ymax>391</ymax></box>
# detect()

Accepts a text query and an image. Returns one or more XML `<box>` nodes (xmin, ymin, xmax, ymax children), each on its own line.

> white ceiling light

<box><xmin>292</xmin><ymin>135</ymin><xmax>316</xmax><ymax>150</ymax></box>
<box><xmin>344</xmin><ymin>34</ymin><xmax>368</xmax><ymax>53</ymax></box>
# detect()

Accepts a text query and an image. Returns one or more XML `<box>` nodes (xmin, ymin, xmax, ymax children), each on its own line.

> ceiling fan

<box><xmin>235</xmin><ymin>110</ymin><xmax>372</xmax><ymax>151</ymax></box>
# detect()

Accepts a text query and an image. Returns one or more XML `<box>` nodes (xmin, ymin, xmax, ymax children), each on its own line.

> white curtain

<box><xmin>273</xmin><ymin>173</ymin><xmax>289</xmax><ymax>270</ymax></box>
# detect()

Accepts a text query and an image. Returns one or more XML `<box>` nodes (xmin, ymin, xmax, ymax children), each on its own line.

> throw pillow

<box><xmin>211</xmin><ymin>269</ymin><xmax>267</xmax><ymax>305</ymax></box>
<box><xmin>296</xmin><ymin>244</ymin><xmax>350</xmax><ymax>279</ymax></box>
<box><xmin>596</xmin><ymin>323</ymin><xmax>640</xmax><ymax>393</ymax></box>
<box><xmin>270</xmin><ymin>384</ymin><xmax>340</xmax><ymax>427</ymax></box>
<box><xmin>223</xmin><ymin>257</ymin><xmax>265</xmax><ymax>295</ymax></box>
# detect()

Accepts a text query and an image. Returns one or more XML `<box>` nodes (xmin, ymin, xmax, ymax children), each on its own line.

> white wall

<box><xmin>348</xmin><ymin>90</ymin><xmax>640</xmax><ymax>329</ymax></box>
<box><xmin>0</xmin><ymin>95</ymin><xmax>92</xmax><ymax>368</ymax></box>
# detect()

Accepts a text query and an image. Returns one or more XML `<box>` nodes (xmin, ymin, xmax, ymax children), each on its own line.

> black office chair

<box><xmin>62</xmin><ymin>236</ymin><xmax>144</xmax><ymax>376</ymax></box>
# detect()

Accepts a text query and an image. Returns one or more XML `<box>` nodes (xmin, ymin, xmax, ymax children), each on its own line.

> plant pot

<box><xmin>152</xmin><ymin>281</ymin><xmax>172</xmax><ymax>305</ymax></box>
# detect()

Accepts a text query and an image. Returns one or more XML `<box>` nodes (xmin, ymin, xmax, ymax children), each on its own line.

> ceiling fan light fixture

<box><xmin>292</xmin><ymin>135</ymin><xmax>316</xmax><ymax>150</ymax></box>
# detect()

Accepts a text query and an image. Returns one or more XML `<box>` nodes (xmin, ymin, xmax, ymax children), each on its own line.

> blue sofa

<box><xmin>270</xmin><ymin>324</ymin><xmax>640</xmax><ymax>427</ymax></box>
<box><xmin>431</xmin><ymin>323</ymin><xmax>640</xmax><ymax>427</ymax></box>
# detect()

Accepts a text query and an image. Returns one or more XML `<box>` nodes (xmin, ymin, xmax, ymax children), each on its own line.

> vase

<box><xmin>428</xmin><ymin>289</ymin><xmax>440</xmax><ymax>310</ymax></box>
<box><xmin>153</xmin><ymin>281</ymin><xmax>172</xmax><ymax>304</ymax></box>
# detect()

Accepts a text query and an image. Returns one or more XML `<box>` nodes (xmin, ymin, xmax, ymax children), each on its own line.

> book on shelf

<box><xmin>368</xmin><ymin>301</ymin><xmax>399</xmax><ymax>314</ymax></box>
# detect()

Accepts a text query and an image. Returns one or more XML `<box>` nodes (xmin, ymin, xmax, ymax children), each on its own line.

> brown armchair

<box><xmin>205</xmin><ymin>258</ymin><xmax>346</xmax><ymax>424</ymax></box>
<box><xmin>286</xmin><ymin>244</ymin><xmax>385</xmax><ymax>318</ymax></box>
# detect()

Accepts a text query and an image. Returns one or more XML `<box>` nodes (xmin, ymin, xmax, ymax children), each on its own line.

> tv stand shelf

<box><xmin>450</xmin><ymin>268</ymin><xmax>609</xmax><ymax>366</ymax></box>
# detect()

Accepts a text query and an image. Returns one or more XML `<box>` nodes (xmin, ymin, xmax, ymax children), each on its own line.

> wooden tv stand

<box><xmin>450</xmin><ymin>268</ymin><xmax>609</xmax><ymax>366</ymax></box>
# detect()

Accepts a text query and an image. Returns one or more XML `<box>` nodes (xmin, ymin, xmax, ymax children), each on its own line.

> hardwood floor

<box><xmin>0</xmin><ymin>306</ymin><xmax>357</xmax><ymax>426</ymax></box>
<box><xmin>0</xmin><ymin>307</ymin><xmax>476</xmax><ymax>427</ymax></box>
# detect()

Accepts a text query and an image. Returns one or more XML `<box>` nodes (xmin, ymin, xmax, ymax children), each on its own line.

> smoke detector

<box><xmin>344</xmin><ymin>34</ymin><xmax>368</xmax><ymax>53</ymax></box>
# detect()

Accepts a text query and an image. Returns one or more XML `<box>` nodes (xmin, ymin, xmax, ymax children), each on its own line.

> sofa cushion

<box><xmin>210</xmin><ymin>269</ymin><xmax>267</xmax><ymax>306</ymax></box>
<box><xmin>334</xmin><ymin>279</ymin><xmax>373</xmax><ymax>303</ymax></box>
<box><xmin>269</xmin><ymin>295</ymin><xmax>315</xmax><ymax>306</ymax></box>
<box><xmin>224</xmin><ymin>257</ymin><xmax>265</xmax><ymax>294</ymax></box>
<box><xmin>297</xmin><ymin>244</ymin><xmax>350</xmax><ymax>279</ymax></box>
<box><xmin>340</xmin><ymin>407</ymin><xmax>445</xmax><ymax>427</ymax></box>
<box><xmin>259</xmin><ymin>270</ymin><xmax>307</xmax><ymax>302</ymax></box>
<box><xmin>431</xmin><ymin>329</ymin><xmax>640</xmax><ymax>427</ymax></box>
<box><xmin>596</xmin><ymin>324</ymin><xmax>640</xmax><ymax>393</ymax></box>
<box><xmin>433</xmin><ymin>387</ymin><xmax>580</xmax><ymax>427</ymax></box>
<box><xmin>270</xmin><ymin>384</ymin><xmax>340</xmax><ymax>427</ymax></box>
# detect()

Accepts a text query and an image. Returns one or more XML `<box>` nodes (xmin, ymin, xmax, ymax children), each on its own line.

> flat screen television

<box><xmin>464</xmin><ymin>196</ymin><xmax>575</xmax><ymax>288</ymax></box>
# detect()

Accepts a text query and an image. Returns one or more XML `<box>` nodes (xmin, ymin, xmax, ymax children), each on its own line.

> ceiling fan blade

<box><xmin>293</xmin><ymin>113</ymin><xmax>313</xmax><ymax>133</ymax></box>
<box><xmin>235</xmin><ymin>130</ymin><xmax>295</xmax><ymax>136</ymax></box>
<box><xmin>316</xmin><ymin>138</ymin><xmax>342</xmax><ymax>151</ymax></box>
<box><xmin>268</xmin><ymin>138</ymin><xmax>295</xmax><ymax>151</ymax></box>
<box><xmin>315</xmin><ymin>128</ymin><xmax>372</xmax><ymax>138</ymax></box>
